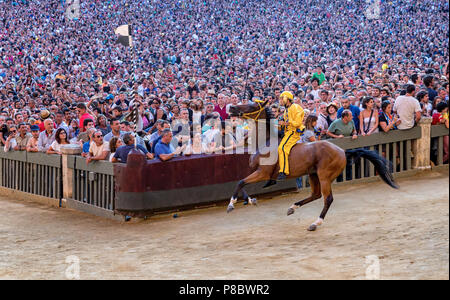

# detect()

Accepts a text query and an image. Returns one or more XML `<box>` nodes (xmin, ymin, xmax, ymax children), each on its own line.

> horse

<box><xmin>227</xmin><ymin>100</ymin><xmax>399</xmax><ymax>231</ymax></box>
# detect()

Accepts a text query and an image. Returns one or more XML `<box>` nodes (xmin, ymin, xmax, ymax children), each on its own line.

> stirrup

<box><xmin>277</xmin><ymin>172</ymin><xmax>287</xmax><ymax>181</ymax></box>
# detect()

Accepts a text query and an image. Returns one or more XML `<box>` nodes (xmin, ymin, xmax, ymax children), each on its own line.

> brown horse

<box><xmin>227</xmin><ymin>100</ymin><xmax>398</xmax><ymax>231</ymax></box>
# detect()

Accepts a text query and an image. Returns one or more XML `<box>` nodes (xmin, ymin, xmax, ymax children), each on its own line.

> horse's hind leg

<box><xmin>307</xmin><ymin>178</ymin><xmax>333</xmax><ymax>231</ymax></box>
<box><xmin>287</xmin><ymin>173</ymin><xmax>321</xmax><ymax>216</ymax></box>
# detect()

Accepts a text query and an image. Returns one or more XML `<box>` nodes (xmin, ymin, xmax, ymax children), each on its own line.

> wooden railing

<box><xmin>430</xmin><ymin>124</ymin><xmax>449</xmax><ymax>166</ymax></box>
<box><xmin>295</xmin><ymin>126</ymin><xmax>421</xmax><ymax>188</ymax></box>
<box><xmin>0</xmin><ymin>120</ymin><xmax>446</xmax><ymax>219</ymax></box>
<box><xmin>0</xmin><ymin>150</ymin><xmax>62</xmax><ymax>201</ymax></box>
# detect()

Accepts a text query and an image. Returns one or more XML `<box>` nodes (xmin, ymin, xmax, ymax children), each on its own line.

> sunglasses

<box><xmin>95</xmin><ymin>135</ymin><xmax>103</xmax><ymax>138</ymax></box>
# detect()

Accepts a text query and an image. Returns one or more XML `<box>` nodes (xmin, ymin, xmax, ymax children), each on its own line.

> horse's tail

<box><xmin>345</xmin><ymin>148</ymin><xmax>399</xmax><ymax>189</ymax></box>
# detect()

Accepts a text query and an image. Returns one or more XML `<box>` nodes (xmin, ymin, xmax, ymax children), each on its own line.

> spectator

<box><xmin>81</xmin><ymin>128</ymin><xmax>97</xmax><ymax>158</ymax></box>
<box><xmin>76</xmin><ymin>103</ymin><xmax>94</xmax><ymax>132</ymax></box>
<box><xmin>359</xmin><ymin>96</ymin><xmax>379</xmax><ymax>136</ymax></box>
<box><xmin>432</xmin><ymin>102</ymin><xmax>449</xmax><ymax>163</ymax></box>
<box><xmin>316</xmin><ymin>102</ymin><xmax>329</xmax><ymax>136</ymax></box>
<box><xmin>154</xmin><ymin>129</ymin><xmax>186</xmax><ymax>161</ymax></box>
<box><xmin>337</xmin><ymin>96</ymin><xmax>361</xmax><ymax>133</ymax></box>
<box><xmin>312</xmin><ymin>66</ymin><xmax>326</xmax><ymax>86</ymax></box>
<box><xmin>108</xmin><ymin>137</ymin><xmax>124</xmax><ymax>162</ymax></box>
<box><xmin>96</xmin><ymin>115</ymin><xmax>111</xmax><ymax>137</ymax></box>
<box><xmin>77</xmin><ymin>119</ymin><xmax>96</xmax><ymax>144</ymax></box>
<box><xmin>47</xmin><ymin>128</ymin><xmax>71</xmax><ymax>155</ymax></box>
<box><xmin>104</xmin><ymin>118</ymin><xmax>124</xmax><ymax>143</ymax></box>
<box><xmin>393</xmin><ymin>84</ymin><xmax>422</xmax><ymax>130</ymax></box>
<box><xmin>423</xmin><ymin>75</ymin><xmax>438</xmax><ymax>103</ymax></box>
<box><xmin>183</xmin><ymin>133</ymin><xmax>212</xmax><ymax>155</ymax></box>
<box><xmin>37</xmin><ymin>119</ymin><xmax>56</xmax><ymax>152</ymax></box>
<box><xmin>431</xmin><ymin>96</ymin><xmax>444</xmax><ymax>115</ymax></box>
<box><xmin>54</xmin><ymin>111</ymin><xmax>69</xmax><ymax>133</ymax></box>
<box><xmin>416</xmin><ymin>90</ymin><xmax>432</xmax><ymax>117</ymax></box>
<box><xmin>172</xmin><ymin>108</ymin><xmax>192</xmax><ymax>144</ymax></box>
<box><xmin>327</xmin><ymin>110</ymin><xmax>358</xmax><ymax>139</ymax></box>
<box><xmin>147</xmin><ymin>120</ymin><xmax>171</xmax><ymax>152</ymax></box>
<box><xmin>432</xmin><ymin>102</ymin><xmax>449</xmax><ymax>127</ymax></box>
<box><xmin>26</xmin><ymin>125</ymin><xmax>41</xmax><ymax>153</ymax></box>
<box><xmin>112</xmin><ymin>133</ymin><xmax>153</xmax><ymax>163</ymax></box>
<box><xmin>38</xmin><ymin>110</ymin><xmax>51</xmax><ymax>132</ymax></box>
<box><xmin>3</xmin><ymin>125</ymin><xmax>17</xmax><ymax>152</ymax></box>
<box><xmin>214</xmin><ymin>94</ymin><xmax>229</xmax><ymax>121</ymax></box>
<box><xmin>379</xmin><ymin>100</ymin><xmax>402</xmax><ymax>133</ymax></box>
<box><xmin>13</xmin><ymin>123</ymin><xmax>32</xmax><ymax>151</ymax></box>
<box><xmin>86</xmin><ymin>130</ymin><xmax>110</xmax><ymax>164</ymax></box>
<box><xmin>68</xmin><ymin>119</ymin><xmax>80</xmax><ymax>141</ymax></box>
<box><xmin>301</xmin><ymin>115</ymin><xmax>318</xmax><ymax>143</ymax></box>
<box><xmin>326</xmin><ymin>102</ymin><xmax>339</xmax><ymax>126</ymax></box>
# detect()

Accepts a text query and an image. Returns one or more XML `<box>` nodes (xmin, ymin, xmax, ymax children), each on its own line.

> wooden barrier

<box><xmin>0</xmin><ymin>122</ymin><xmax>444</xmax><ymax>220</ymax></box>
<box><xmin>0</xmin><ymin>150</ymin><xmax>62</xmax><ymax>201</ymax></box>
<box><xmin>431</xmin><ymin>124</ymin><xmax>449</xmax><ymax>167</ymax></box>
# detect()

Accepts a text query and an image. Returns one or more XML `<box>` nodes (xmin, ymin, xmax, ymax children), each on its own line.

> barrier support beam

<box><xmin>412</xmin><ymin>117</ymin><xmax>432</xmax><ymax>170</ymax></box>
<box><xmin>61</xmin><ymin>145</ymin><xmax>82</xmax><ymax>200</ymax></box>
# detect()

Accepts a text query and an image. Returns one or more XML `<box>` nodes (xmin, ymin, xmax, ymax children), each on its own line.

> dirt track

<box><xmin>0</xmin><ymin>170</ymin><xmax>448</xmax><ymax>280</ymax></box>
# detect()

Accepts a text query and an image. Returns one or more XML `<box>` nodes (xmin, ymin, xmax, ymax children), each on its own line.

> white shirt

<box><xmin>393</xmin><ymin>95</ymin><xmax>421</xmax><ymax>130</ymax></box>
<box><xmin>50</xmin><ymin>140</ymin><xmax>65</xmax><ymax>153</ymax></box>
<box><xmin>3</xmin><ymin>138</ymin><xmax>17</xmax><ymax>152</ymax></box>
<box><xmin>316</xmin><ymin>114</ymin><xmax>329</xmax><ymax>132</ymax></box>
<box><xmin>89</xmin><ymin>141</ymin><xmax>109</xmax><ymax>157</ymax></box>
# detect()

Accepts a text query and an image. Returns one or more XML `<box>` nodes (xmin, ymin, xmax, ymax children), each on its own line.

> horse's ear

<box><xmin>262</xmin><ymin>99</ymin><xmax>269</xmax><ymax>107</ymax></box>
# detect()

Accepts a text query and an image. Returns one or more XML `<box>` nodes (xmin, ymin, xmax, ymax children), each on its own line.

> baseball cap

<box><xmin>30</xmin><ymin>125</ymin><xmax>40</xmax><ymax>131</ymax></box>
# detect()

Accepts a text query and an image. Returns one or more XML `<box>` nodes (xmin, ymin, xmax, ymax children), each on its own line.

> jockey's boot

<box><xmin>277</xmin><ymin>172</ymin><xmax>287</xmax><ymax>181</ymax></box>
<box><xmin>262</xmin><ymin>179</ymin><xmax>277</xmax><ymax>189</ymax></box>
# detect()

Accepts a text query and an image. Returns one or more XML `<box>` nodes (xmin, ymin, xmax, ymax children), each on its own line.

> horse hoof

<box><xmin>227</xmin><ymin>205</ymin><xmax>234</xmax><ymax>213</ymax></box>
<box><xmin>307</xmin><ymin>224</ymin><xmax>317</xmax><ymax>231</ymax></box>
<box><xmin>287</xmin><ymin>208</ymin><xmax>295</xmax><ymax>216</ymax></box>
<box><xmin>249</xmin><ymin>198</ymin><xmax>257</xmax><ymax>206</ymax></box>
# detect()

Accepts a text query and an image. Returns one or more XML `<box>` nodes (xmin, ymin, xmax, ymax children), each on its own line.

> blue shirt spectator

<box><xmin>337</xmin><ymin>97</ymin><xmax>361</xmax><ymax>133</ymax></box>
<box><xmin>113</xmin><ymin>144</ymin><xmax>149</xmax><ymax>163</ymax></box>
<box><xmin>111</xmin><ymin>132</ymin><xmax>153</xmax><ymax>163</ymax></box>
<box><xmin>82</xmin><ymin>141</ymin><xmax>90</xmax><ymax>154</ymax></box>
<box><xmin>154</xmin><ymin>140</ymin><xmax>175</xmax><ymax>160</ymax></box>
<box><xmin>154</xmin><ymin>129</ymin><xmax>185</xmax><ymax>161</ymax></box>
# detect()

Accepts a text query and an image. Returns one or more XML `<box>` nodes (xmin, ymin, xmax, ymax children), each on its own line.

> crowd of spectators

<box><xmin>0</xmin><ymin>0</ymin><xmax>448</xmax><ymax>164</ymax></box>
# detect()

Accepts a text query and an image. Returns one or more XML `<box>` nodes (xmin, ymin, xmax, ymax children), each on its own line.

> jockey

<box><xmin>277</xmin><ymin>91</ymin><xmax>305</xmax><ymax>181</ymax></box>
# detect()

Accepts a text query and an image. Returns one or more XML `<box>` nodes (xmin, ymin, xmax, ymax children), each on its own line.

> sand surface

<box><xmin>0</xmin><ymin>170</ymin><xmax>448</xmax><ymax>280</ymax></box>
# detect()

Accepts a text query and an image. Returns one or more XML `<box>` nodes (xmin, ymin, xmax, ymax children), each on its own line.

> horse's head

<box><xmin>228</xmin><ymin>100</ymin><xmax>270</xmax><ymax>120</ymax></box>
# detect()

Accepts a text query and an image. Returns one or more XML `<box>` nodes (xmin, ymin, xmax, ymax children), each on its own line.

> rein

<box><xmin>240</xmin><ymin>99</ymin><xmax>266</xmax><ymax>122</ymax></box>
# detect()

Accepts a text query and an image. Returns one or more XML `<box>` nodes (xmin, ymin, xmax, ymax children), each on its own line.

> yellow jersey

<box><xmin>283</xmin><ymin>103</ymin><xmax>305</xmax><ymax>133</ymax></box>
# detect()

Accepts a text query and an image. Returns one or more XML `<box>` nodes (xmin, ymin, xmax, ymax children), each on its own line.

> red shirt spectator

<box><xmin>76</xmin><ymin>103</ymin><xmax>94</xmax><ymax>132</ymax></box>
<box><xmin>214</xmin><ymin>95</ymin><xmax>229</xmax><ymax>120</ymax></box>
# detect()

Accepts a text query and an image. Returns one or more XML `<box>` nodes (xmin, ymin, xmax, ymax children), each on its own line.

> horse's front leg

<box><xmin>227</xmin><ymin>170</ymin><xmax>269</xmax><ymax>213</ymax></box>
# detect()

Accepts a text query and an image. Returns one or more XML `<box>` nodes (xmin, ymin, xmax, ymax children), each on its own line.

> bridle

<box><xmin>238</xmin><ymin>99</ymin><xmax>267</xmax><ymax>122</ymax></box>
